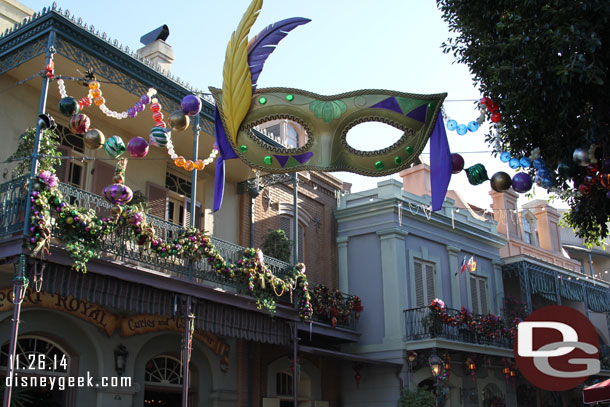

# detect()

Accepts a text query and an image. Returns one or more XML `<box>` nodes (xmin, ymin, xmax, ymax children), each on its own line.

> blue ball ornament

<box><xmin>512</xmin><ymin>172</ymin><xmax>533</xmax><ymax>193</ymax></box>
<box><xmin>456</xmin><ymin>124</ymin><xmax>468</xmax><ymax>135</ymax></box>
<box><xmin>467</xmin><ymin>121</ymin><xmax>479</xmax><ymax>132</ymax></box>
<box><xmin>519</xmin><ymin>157</ymin><xmax>531</xmax><ymax>168</ymax></box>
<box><xmin>533</xmin><ymin>158</ymin><xmax>545</xmax><ymax>170</ymax></box>
<box><xmin>500</xmin><ymin>152</ymin><xmax>511</xmax><ymax>163</ymax></box>
<box><xmin>509</xmin><ymin>158</ymin><xmax>521</xmax><ymax>169</ymax></box>
<box><xmin>446</xmin><ymin>120</ymin><xmax>457</xmax><ymax>131</ymax></box>
<box><xmin>537</xmin><ymin>167</ymin><xmax>550</xmax><ymax>178</ymax></box>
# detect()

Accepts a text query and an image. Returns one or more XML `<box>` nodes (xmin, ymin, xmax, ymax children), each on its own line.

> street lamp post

<box><xmin>428</xmin><ymin>349</ymin><xmax>445</xmax><ymax>407</ymax></box>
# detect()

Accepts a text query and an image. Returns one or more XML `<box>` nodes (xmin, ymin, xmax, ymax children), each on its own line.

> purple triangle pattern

<box><xmin>291</xmin><ymin>152</ymin><xmax>314</xmax><ymax>164</ymax></box>
<box><xmin>273</xmin><ymin>155</ymin><xmax>290</xmax><ymax>168</ymax></box>
<box><xmin>406</xmin><ymin>104</ymin><xmax>428</xmax><ymax>123</ymax></box>
<box><xmin>370</xmin><ymin>97</ymin><xmax>403</xmax><ymax>115</ymax></box>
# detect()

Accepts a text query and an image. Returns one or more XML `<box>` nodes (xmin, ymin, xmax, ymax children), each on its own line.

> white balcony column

<box><xmin>376</xmin><ymin>228</ymin><xmax>409</xmax><ymax>345</ymax></box>
<box><xmin>446</xmin><ymin>245</ymin><xmax>462</xmax><ymax>309</ymax></box>
<box><xmin>337</xmin><ymin>236</ymin><xmax>349</xmax><ymax>293</ymax></box>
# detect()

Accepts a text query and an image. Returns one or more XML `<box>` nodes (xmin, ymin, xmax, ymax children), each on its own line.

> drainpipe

<box><xmin>292</xmin><ymin>322</ymin><xmax>299</xmax><ymax>407</ymax></box>
<box><xmin>588</xmin><ymin>253</ymin><xmax>595</xmax><ymax>277</ymax></box>
<box><xmin>4</xmin><ymin>31</ymin><xmax>56</xmax><ymax>407</ymax></box>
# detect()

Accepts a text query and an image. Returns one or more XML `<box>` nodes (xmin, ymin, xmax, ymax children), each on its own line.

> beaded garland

<box><xmin>442</xmin><ymin>96</ymin><xmax>502</xmax><ymax>135</ymax></box>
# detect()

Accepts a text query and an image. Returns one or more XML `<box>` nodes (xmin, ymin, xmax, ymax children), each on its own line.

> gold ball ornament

<box><xmin>110</xmin><ymin>205</ymin><xmax>123</xmax><ymax>217</ymax></box>
<box><xmin>84</xmin><ymin>129</ymin><xmax>105</xmax><ymax>150</ymax></box>
<box><xmin>169</xmin><ymin>110</ymin><xmax>190</xmax><ymax>131</ymax></box>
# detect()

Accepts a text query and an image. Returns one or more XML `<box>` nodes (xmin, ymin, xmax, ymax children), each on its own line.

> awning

<box><xmin>584</xmin><ymin>378</ymin><xmax>610</xmax><ymax>404</ymax></box>
<box><xmin>39</xmin><ymin>262</ymin><xmax>291</xmax><ymax>344</ymax></box>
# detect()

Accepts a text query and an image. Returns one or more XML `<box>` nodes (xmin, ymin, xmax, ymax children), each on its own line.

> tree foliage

<box><xmin>397</xmin><ymin>388</ymin><xmax>436</xmax><ymax>407</ymax></box>
<box><xmin>8</xmin><ymin>127</ymin><xmax>61</xmax><ymax>178</ymax></box>
<box><xmin>436</xmin><ymin>0</ymin><xmax>610</xmax><ymax>245</ymax></box>
<box><xmin>261</xmin><ymin>229</ymin><xmax>292</xmax><ymax>262</ymax></box>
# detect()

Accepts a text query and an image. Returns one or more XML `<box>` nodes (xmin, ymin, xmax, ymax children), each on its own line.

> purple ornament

<box><xmin>127</xmin><ymin>137</ymin><xmax>149</xmax><ymax>158</ymax></box>
<box><xmin>451</xmin><ymin>153</ymin><xmax>465</xmax><ymax>174</ymax></box>
<box><xmin>181</xmin><ymin>95</ymin><xmax>202</xmax><ymax>116</ymax></box>
<box><xmin>134</xmin><ymin>101</ymin><xmax>145</xmax><ymax>112</ymax></box>
<box><xmin>140</xmin><ymin>94</ymin><xmax>150</xmax><ymax>105</ymax></box>
<box><xmin>511</xmin><ymin>172</ymin><xmax>533</xmax><ymax>193</ymax></box>
<box><xmin>127</xmin><ymin>107</ymin><xmax>137</xmax><ymax>118</ymax></box>
<box><xmin>103</xmin><ymin>183</ymin><xmax>133</xmax><ymax>205</ymax></box>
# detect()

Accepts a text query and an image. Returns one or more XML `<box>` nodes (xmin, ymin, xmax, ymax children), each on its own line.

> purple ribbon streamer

<box><xmin>213</xmin><ymin>107</ymin><xmax>238</xmax><ymax>212</ymax></box>
<box><xmin>430</xmin><ymin>112</ymin><xmax>452</xmax><ymax>211</ymax></box>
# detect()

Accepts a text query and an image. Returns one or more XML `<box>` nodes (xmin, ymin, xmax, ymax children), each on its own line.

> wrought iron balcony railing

<box><xmin>310</xmin><ymin>291</ymin><xmax>359</xmax><ymax>331</ymax></box>
<box><xmin>403</xmin><ymin>306</ymin><xmax>513</xmax><ymax>349</ymax></box>
<box><xmin>0</xmin><ymin>177</ymin><xmax>291</xmax><ymax>289</ymax></box>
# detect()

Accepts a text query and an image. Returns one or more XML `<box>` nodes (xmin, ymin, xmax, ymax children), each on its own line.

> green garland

<box><xmin>26</xmin><ymin>171</ymin><xmax>313</xmax><ymax>320</ymax></box>
<box><xmin>311</xmin><ymin>284</ymin><xmax>363</xmax><ymax>327</ymax></box>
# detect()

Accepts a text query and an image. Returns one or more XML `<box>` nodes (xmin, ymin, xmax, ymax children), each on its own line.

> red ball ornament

<box><xmin>487</xmin><ymin>101</ymin><xmax>499</xmax><ymax>112</ymax></box>
<box><xmin>451</xmin><ymin>153</ymin><xmax>465</xmax><ymax>174</ymax></box>
<box><xmin>480</xmin><ymin>97</ymin><xmax>491</xmax><ymax>106</ymax></box>
<box><xmin>584</xmin><ymin>175</ymin><xmax>596</xmax><ymax>185</ymax></box>
<box><xmin>586</xmin><ymin>164</ymin><xmax>600</xmax><ymax>176</ymax></box>
<box><xmin>491</xmin><ymin>112</ymin><xmax>502</xmax><ymax>123</ymax></box>
<box><xmin>69</xmin><ymin>113</ymin><xmax>91</xmax><ymax>134</ymax></box>
<box><xmin>152</xmin><ymin>112</ymin><xmax>164</xmax><ymax>122</ymax></box>
<box><xmin>579</xmin><ymin>184</ymin><xmax>592</xmax><ymax>195</ymax></box>
<box><xmin>150</xmin><ymin>103</ymin><xmax>161</xmax><ymax>112</ymax></box>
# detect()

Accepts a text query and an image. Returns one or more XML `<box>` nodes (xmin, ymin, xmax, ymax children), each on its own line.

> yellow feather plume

<box><xmin>222</xmin><ymin>0</ymin><xmax>263</xmax><ymax>145</ymax></box>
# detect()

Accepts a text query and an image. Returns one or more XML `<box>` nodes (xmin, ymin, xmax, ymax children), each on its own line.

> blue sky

<box><xmin>23</xmin><ymin>0</ymin><xmax>555</xmax><ymax>210</ymax></box>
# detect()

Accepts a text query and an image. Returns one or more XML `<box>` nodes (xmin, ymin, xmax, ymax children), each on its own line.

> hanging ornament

<box><xmin>149</xmin><ymin>127</ymin><xmax>171</xmax><ymax>147</ymax></box>
<box><xmin>127</xmin><ymin>137</ymin><xmax>150</xmax><ymax>158</ymax></box>
<box><xmin>490</xmin><ymin>172</ymin><xmax>512</xmax><ymax>192</ymax></box>
<box><xmin>451</xmin><ymin>153</ymin><xmax>465</xmax><ymax>174</ymax></box>
<box><xmin>511</xmin><ymin>173</ymin><xmax>532</xmax><ymax>193</ymax></box>
<box><xmin>103</xmin><ymin>159</ymin><xmax>133</xmax><ymax>205</ymax></box>
<box><xmin>466</xmin><ymin>164</ymin><xmax>489</xmax><ymax>185</ymax></box>
<box><xmin>58</xmin><ymin>97</ymin><xmax>80</xmax><ymax>117</ymax></box>
<box><xmin>579</xmin><ymin>184</ymin><xmax>592</xmax><ymax>195</ymax></box>
<box><xmin>68</xmin><ymin>113</ymin><xmax>90</xmax><ymax>134</ymax></box>
<box><xmin>83</xmin><ymin>129</ymin><xmax>105</xmax><ymax>150</ymax></box>
<box><xmin>169</xmin><ymin>110</ymin><xmax>190</xmax><ymax>131</ymax></box>
<box><xmin>573</xmin><ymin>147</ymin><xmax>591</xmax><ymax>166</ymax></box>
<box><xmin>180</xmin><ymin>94</ymin><xmax>202</xmax><ymax>116</ymax></box>
<box><xmin>104</xmin><ymin>136</ymin><xmax>126</xmax><ymax>158</ymax></box>
<box><xmin>500</xmin><ymin>152</ymin><xmax>511</xmax><ymax>163</ymax></box>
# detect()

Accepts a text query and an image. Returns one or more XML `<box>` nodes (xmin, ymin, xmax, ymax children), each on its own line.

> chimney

<box><xmin>136</xmin><ymin>25</ymin><xmax>174</xmax><ymax>72</ymax></box>
<box><xmin>489</xmin><ymin>188</ymin><xmax>520</xmax><ymax>239</ymax></box>
<box><xmin>399</xmin><ymin>163</ymin><xmax>431</xmax><ymax>196</ymax></box>
<box><xmin>523</xmin><ymin>200</ymin><xmax>561</xmax><ymax>253</ymax></box>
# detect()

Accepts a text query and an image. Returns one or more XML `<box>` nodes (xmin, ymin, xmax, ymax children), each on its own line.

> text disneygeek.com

<box><xmin>5</xmin><ymin>372</ymin><xmax>132</xmax><ymax>390</ymax></box>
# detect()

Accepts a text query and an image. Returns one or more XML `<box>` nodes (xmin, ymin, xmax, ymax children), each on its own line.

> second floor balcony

<box><xmin>0</xmin><ymin>176</ymin><xmax>359</xmax><ymax>335</ymax></box>
<box><xmin>404</xmin><ymin>306</ymin><xmax>513</xmax><ymax>350</ymax></box>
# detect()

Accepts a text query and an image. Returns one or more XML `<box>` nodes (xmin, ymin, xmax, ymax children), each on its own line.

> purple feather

<box><xmin>247</xmin><ymin>17</ymin><xmax>311</xmax><ymax>90</ymax></box>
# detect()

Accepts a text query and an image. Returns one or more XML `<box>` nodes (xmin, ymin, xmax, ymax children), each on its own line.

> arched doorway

<box><xmin>0</xmin><ymin>335</ymin><xmax>72</xmax><ymax>407</ymax></box>
<box><xmin>143</xmin><ymin>355</ymin><xmax>196</xmax><ymax>407</ymax></box>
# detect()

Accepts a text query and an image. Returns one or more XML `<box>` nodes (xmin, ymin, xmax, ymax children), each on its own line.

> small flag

<box><xmin>467</xmin><ymin>256</ymin><xmax>477</xmax><ymax>273</ymax></box>
<box><xmin>460</xmin><ymin>256</ymin><xmax>468</xmax><ymax>273</ymax></box>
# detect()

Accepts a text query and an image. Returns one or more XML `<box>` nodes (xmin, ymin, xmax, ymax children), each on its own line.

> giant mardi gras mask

<box><xmin>212</xmin><ymin>0</ymin><xmax>451</xmax><ymax>211</ymax></box>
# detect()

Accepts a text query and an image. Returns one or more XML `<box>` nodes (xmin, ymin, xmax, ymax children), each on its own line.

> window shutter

<box><xmin>425</xmin><ymin>263</ymin><xmax>435</xmax><ymax>305</ymax></box>
<box><xmin>414</xmin><ymin>261</ymin><xmax>424</xmax><ymax>307</ymax></box>
<box><xmin>184</xmin><ymin>198</ymin><xmax>202</xmax><ymax>229</ymax></box>
<box><xmin>146</xmin><ymin>182</ymin><xmax>168</xmax><ymax>220</ymax></box>
<box><xmin>92</xmin><ymin>161</ymin><xmax>115</xmax><ymax>197</ymax></box>
<box><xmin>470</xmin><ymin>276</ymin><xmax>479</xmax><ymax>314</ymax></box>
<box><xmin>280</xmin><ymin>216</ymin><xmax>291</xmax><ymax>237</ymax></box>
<box><xmin>54</xmin><ymin>145</ymin><xmax>71</xmax><ymax>183</ymax></box>
<box><xmin>479</xmin><ymin>278</ymin><xmax>488</xmax><ymax>314</ymax></box>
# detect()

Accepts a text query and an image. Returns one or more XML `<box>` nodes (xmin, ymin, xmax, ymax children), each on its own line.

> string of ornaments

<box><xmin>55</xmin><ymin>79</ymin><xmax>218</xmax><ymax>171</ymax></box>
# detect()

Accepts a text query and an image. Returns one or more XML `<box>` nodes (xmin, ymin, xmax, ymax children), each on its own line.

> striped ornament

<box><xmin>149</xmin><ymin>127</ymin><xmax>170</xmax><ymax>148</ymax></box>
<box><xmin>68</xmin><ymin>113</ymin><xmax>90</xmax><ymax>134</ymax></box>
<box><xmin>104</xmin><ymin>135</ymin><xmax>126</xmax><ymax>158</ymax></box>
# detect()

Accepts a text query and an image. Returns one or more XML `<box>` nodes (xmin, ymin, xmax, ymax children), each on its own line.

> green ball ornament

<box><xmin>104</xmin><ymin>136</ymin><xmax>126</xmax><ymax>158</ymax></box>
<box><xmin>557</xmin><ymin>159</ymin><xmax>578</xmax><ymax>179</ymax></box>
<box><xmin>466</xmin><ymin>164</ymin><xmax>489</xmax><ymax>185</ymax></box>
<box><xmin>59</xmin><ymin>97</ymin><xmax>80</xmax><ymax>117</ymax></box>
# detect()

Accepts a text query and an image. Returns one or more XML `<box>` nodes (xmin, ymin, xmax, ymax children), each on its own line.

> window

<box><xmin>164</xmin><ymin>171</ymin><xmax>201</xmax><ymax>228</ymax></box>
<box><xmin>470</xmin><ymin>275</ymin><xmax>488</xmax><ymax>315</ymax></box>
<box><xmin>276</xmin><ymin>372</ymin><xmax>293</xmax><ymax>396</ymax></box>
<box><xmin>145</xmin><ymin>355</ymin><xmax>183</xmax><ymax>386</ymax></box>
<box><xmin>255</xmin><ymin>119</ymin><xmax>308</xmax><ymax>149</ymax></box>
<box><xmin>414</xmin><ymin>259</ymin><xmax>435</xmax><ymax>307</ymax></box>
<box><xmin>54</xmin><ymin>124</ymin><xmax>86</xmax><ymax>188</ymax></box>
<box><xmin>522</xmin><ymin>216</ymin><xmax>533</xmax><ymax>244</ymax></box>
<box><xmin>144</xmin><ymin>355</ymin><xmax>195</xmax><ymax>407</ymax></box>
